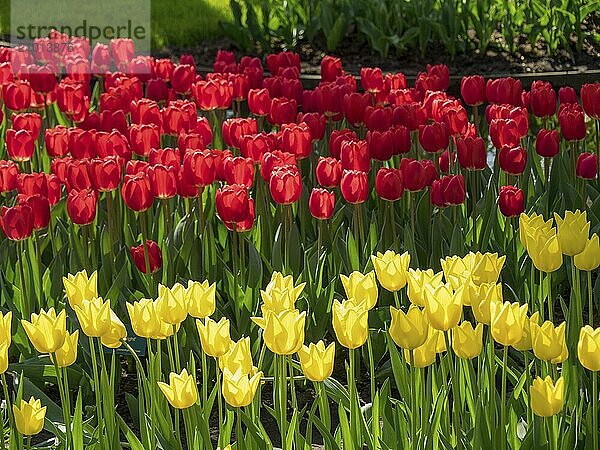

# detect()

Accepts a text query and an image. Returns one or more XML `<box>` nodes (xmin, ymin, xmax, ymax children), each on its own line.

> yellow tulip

<box><xmin>424</xmin><ymin>283</ymin><xmax>462</xmax><ymax>332</ymax></box>
<box><xmin>530</xmin><ymin>376</ymin><xmax>564</xmax><ymax>417</ymax></box>
<box><xmin>153</xmin><ymin>299</ymin><xmax>176</xmax><ymax>340</ymax></box>
<box><xmin>0</xmin><ymin>340</ymin><xmax>8</xmax><ymax>374</ymax></box>
<box><xmin>452</xmin><ymin>322</ymin><xmax>483</xmax><ymax>359</ymax></box>
<box><xmin>551</xmin><ymin>338</ymin><xmax>569</xmax><ymax>365</ymax></box>
<box><xmin>260</xmin><ymin>288</ymin><xmax>298</xmax><ymax>315</ymax></box>
<box><xmin>219</xmin><ymin>337</ymin><xmax>253</xmax><ymax>375</ymax></box>
<box><xmin>404</xmin><ymin>332</ymin><xmax>438</xmax><ymax>368</ymax></box>
<box><xmin>406</xmin><ymin>269</ymin><xmax>444</xmax><ymax>307</ymax></box>
<box><xmin>53</xmin><ymin>330</ymin><xmax>79</xmax><ymax>368</ymax></box>
<box><xmin>433</xmin><ymin>328</ymin><xmax>448</xmax><ymax>353</ymax></box>
<box><xmin>471</xmin><ymin>283</ymin><xmax>503</xmax><ymax>325</ymax></box>
<box><xmin>332</xmin><ymin>299</ymin><xmax>369</xmax><ymax>349</ymax></box>
<box><xmin>13</xmin><ymin>397</ymin><xmax>46</xmax><ymax>436</ymax></box>
<box><xmin>21</xmin><ymin>308</ymin><xmax>67</xmax><ymax>354</ymax></box>
<box><xmin>531</xmin><ymin>319</ymin><xmax>566</xmax><ymax>362</ymax></box>
<box><xmin>340</xmin><ymin>271</ymin><xmax>378</xmax><ymax>310</ymax></box>
<box><xmin>222</xmin><ymin>368</ymin><xmax>262</xmax><ymax>408</ymax></box>
<box><xmin>528</xmin><ymin>231</ymin><xmax>563</xmax><ymax>273</ymax></box>
<box><xmin>0</xmin><ymin>310</ymin><xmax>12</xmax><ymax>346</ymax></box>
<box><xmin>127</xmin><ymin>299</ymin><xmax>163</xmax><ymax>339</ymax></box>
<box><xmin>490</xmin><ymin>301</ymin><xmax>528</xmax><ymax>346</ymax></box>
<box><xmin>73</xmin><ymin>297</ymin><xmax>111</xmax><ymax>338</ymax></box>
<box><xmin>370</xmin><ymin>250</ymin><xmax>410</xmax><ymax>292</ymax></box>
<box><xmin>554</xmin><ymin>210</ymin><xmax>590</xmax><ymax>256</ymax></box>
<box><xmin>471</xmin><ymin>252</ymin><xmax>505</xmax><ymax>285</ymax></box>
<box><xmin>197</xmin><ymin>317</ymin><xmax>231</xmax><ymax>357</ymax></box>
<box><xmin>578</xmin><ymin>326</ymin><xmax>600</xmax><ymax>371</ymax></box>
<box><xmin>156</xmin><ymin>283</ymin><xmax>188</xmax><ymax>325</ymax></box>
<box><xmin>264</xmin><ymin>272</ymin><xmax>305</xmax><ymax>298</ymax></box>
<box><xmin>252</xmin><ymin>309</ymin><xmax>306</xmax><ymax>355</ymax></box>
<box><xmin>101</xmin><ymin>310</ymin><xmax>127</xmax><ymax>348</ymax></box>
<box><xmin>441</xmin><ymin>255</ymin><xmax>472</xmax><ymax>290</ymax></box>
<box><xmin>389</xmin><ymin>305</ymin><xmax>429</xmax><ymax>350</ymax></box>
<box><xmin>519</xmin><ymin>213</ymin><xmax>553</xmax><ymax>251</ymax></box>
<box><xmin>298</xmin><ymin>341</ymin><xmax>335</xmax><ymax>382</ymax></box>
<box><xmin>62</xmin><ymin>270</ymin><xmax>98</xmax><ymax>309</ymax></box>
<box><xmin>186</xmin><ymin>280</ymin><xmax>216</xmax><ymax>319</ymax></box>
<box><xmin>574</xmin><ymin>234</ymin><xmax>600</xmax><ymax>271</ymax></box>
<box><xmin>158</xmin><ymin>369</ymin><xmax>198</xmax><ymax>409</ymax></box>
<box><xmin>513</xmin><ymin>312</ymin><xmax>535</xmax><ymax>351</ymax></box>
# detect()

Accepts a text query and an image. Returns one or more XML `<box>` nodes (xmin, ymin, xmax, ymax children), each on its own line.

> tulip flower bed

<box><xmin>0</xmin><ymin>35</ymin><xmax>600</xmax><ymax>450</ymax></box>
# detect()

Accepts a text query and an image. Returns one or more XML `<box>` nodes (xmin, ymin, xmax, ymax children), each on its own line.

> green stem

<box><xmin>82</xmin><ymin>224</ymin><xmax>91</xmax><ymax>271</ymax></box>
<box><xmin>88</xmin><ymin>337</ymin><xmax>104</xmax><ymax>447</ymax></box>
<box><xmin>366</xmin><ymin>332</ymin><xmax>376</xmax><ymax>403</ymax></box>
<box><xmin>53</xmin><ymin>356</ymin><xmax>72</xmax><ymax>449</ymax></box>
<box><xmin>409</xmin><ymin>350</ymin><xmax>417</xmax><ymax>446</ymax></box>
<box><xmin>288</xmin><ymin>355</ymin><xmax>298</xmax><ymax>442</ymax></box>
<box><xmin>236</xmin><ymin>408</ymin><xmax>244</xmax><ymax>450</ymax></box>
<box><xmin>278</xmin><ymin>355</ymin><xmax>288</xmax><ymax>449</ymax></box>
<box><xmin>140</xmin><ymin>211</ymin><xmax>155</xmax><ymax>296</ymax></box>
<box><xmin>588</xmin><ymin>271</ymin><xmax>594</xmax><ymax>326</ymax></box>
<box><xmin>501</xmin><ymin>345</ymin><xmax>508</xmax><ymax>450</ymax></box>
<box><xmin>593</xmin><ymin>371</ymin><xmax>598</xmax><ymax>450</ymax></box>
<box><xmin>1</xmin><ymin>373</ymin><xmax>14</xmax><ymax>442</ymax></box>
<box><xmin>172</xmin><ymin>327</ymin><xmax>181</xmax><ymax>372</ymax></box>
<box><xmin>216</xmin><ymin>361</ymin><xmax>224</xmax><ymax>448</ymax></box>
<box><xmin>548</xmin><ymin>272</ymin><xmax>553</xmax><ymax>322</ymax></box>
<box><xmin>316</xmin><ymin>382</ymin><xmax>331</xmax><ymax>432</ymax></box>
<box><xmin>445</xmin><ymin>331</ymin><xmax>461</xmax><ymax>448</ymax></box>
<box><xmin>349</xmin><ymin>348</ymin><xmax>359</xmax><ymax>445</ymax></box>
<box><xmin>201</xmin><ymin>348</ymin><xmax>208</xmax><ymax>407</ymax></box>
<box><xmin>33</xmin><ymin>231</ymin><xmax>42</xmax><ymax>309</ymax></box>
<box><xmin>17</xmin><ymin>240</ymin><xmax>29</xmax><ymax>320</ymax></box>
<box><xmin>25</xmin><ymin>435</ymin><xmax>31</xmax><ymax>450</ymax></box>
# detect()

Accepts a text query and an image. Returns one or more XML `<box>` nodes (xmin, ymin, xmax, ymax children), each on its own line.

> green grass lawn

<box><xmin>0</xmin><ymin>0</ymin><xmax>233</xmax><ymax>48</ymax></box>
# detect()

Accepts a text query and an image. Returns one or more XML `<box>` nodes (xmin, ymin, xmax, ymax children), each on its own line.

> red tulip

<box><xmin>216</xmin><ymin>184</ymin><xmax>250</xmax><ymax>223</ymax></box>
<box><xmin>309</xmin><ymin>188</ymin><xmax>335</xmax><ymax>220</ymax></box>
<box><xmin>129</xmin><ymin>124</ymin><xmax>160</xmax><ymax>157</ymax></box>
<box><xmin>498</xmin><ymin>185</ymin><xmax>524</xmax><ymax>217</ymax></box>
<box><xmin>266</xmin><ymin>51</ymin><xmax>301</xmax><ymax>77</ymax></box>
<box><xmin>456</xmin><ymin>136</ymin><xmax>487</xmax><ymax>170</ymax></box>
<box><xmin>17</xmin><ymin>194</ymin><xmax>50</xmax><ymax>230</ymax></box>
<box><xmin>222</xmin><ymin>118</ymin><xmax>258</xmax><ymax>149</ymax></box>
<box><xmin>341</xmin><ymin>139</ymin><xmax>370</xmax><ymax>172</ymax></box>
<box><xmin>147</xmin><ymin>164</ymin><xmax>178</xmax><ymax>199</ymax></box>
<box><xmin>89</xmin><ymin>157</ymin><xmax>122</xmax><ymax>192</ymax></box>
<box><xmin>489</xmin><ymin>118</ymin><xmax>521</xmax><ymax>149</ymax></box>
<box><xmin>399</xmin><ymin>158</ymin><xmax>438</xmax><ymax>192</ymax></box>
<box><xmin>297</xmin><ymin>113</ymin><xmax>326</xmax><ymax>142</ymax></box>
<box><xmin>329</xmin><ymin>129</ymin><xmax>357</xmax><ymax>159</ymax></box>
<box><xmin>360</xmin><ymin>67</ymin><xmax>384</xmax><ymax>93</ymax></box>
<box><xmin>45</xmin><ymin>174</ymin><xmax>61</xmax><ymax>206</ymax></box>
<box><xmin>65</xmin><ymin>159</ymin><xmax>93</xmax><ymax>191</ymax></box>
<box><xmin>364</xmin><ymin>106</ymin><xmax>392</xmax><ymax>132</ymax></box>
<box><xmin>67</xmin><ymin>189</ymin><xmax>98</xmax><ymax>225</ymax></box>
<box><xmin>529</xmin><ymin>81</ymin><xmax>556</xmax><ymax>118</ymax></box>
<box><xmin>365</xmin><ymin>130</ymin><xmax>393</xmax><ymax>162</ymax></box>
<box><xmin>0</xmin><ymin>160</ymin><xmax>19</xmax><ymax>192</ymax></box>
<box><xmin>375</xmin><ymin>168</ymin><xmax>403</xmax><ymax>201</ymax></box>
<box><xmin>269</xmin><ymin>165</ymin><xmax>302</xmax><ymax>204</ymax></box>
<box><xmin>223</xmin><ymin>156</ymin><xmax>255</xmax><ymax>188</ymax></box>
<box><xmin>431</xmin><ymin>175</ymin><xmax>466</xmax><ymax>207</ymax></box>
<box><xmin>45</xmin><ymin>126</ymin><xmax>69</xmax><ymax>157</ymax></box>
<box><xmin>6</xmin><ymin>129</ymin><xmax>35</xmax><ymax>163</ymax></box>
<box><xmin>558</xmin><ymin>86</ymin><xmax>578</xmax><ymax>105</ymax></box>
<box><xmin>162</xmin><ymin>100</ymin><xmax>196</xmax><ymax>135</ymax></box>
<box><xmin>340</xmin><ymin>170</ymin><xmax>368</xmax><ymax>204</ymax></box>
<box><xmin>485</xmin><ymin>77</ymin><xmax>522</xmax><ymax>106</ymax></box>
<box><xmin>17</xmin><ymin>172</ymin><xmax>48</xmax><ymax>198</ymax></box>
<box><xmin>122</xmin><ymin>172</ymin><xmax>154</xmax><ymax>211</ymax></box>
<box><xmin>269</xmin><ymin>97</ymin><xmax>297</xmax><ymax>125</ymax></box>
<box><xmin>558</xmin><ymin>103</ymin><xmax>586</xmax><ymax>141</ymax></box>
<box><xmin>460</xmin><ymin>75</ymin><xmax>486</xmax><ymax>106</ymax></box>
<box><xmin>239</xmin><ymin>133</ymin><xmax>274</xmax><ymax>162</ymax></box>
<box><xmin>576</xmin><ymin>153</ymin><xmax>598</xmax><ymax>179</ymax></box>
<box><xmin>278</xmin><ymin>122</ymin><xmax>312</xmax><ymax>159</ymax></box>
<box><xmin>96</xmin><ymin>130</ymin><xmax>131</xmax><ymax>160</ymax></box>
<box><xmin>248</xmin><ymin>88</ymin><xmax>272</xmax><ymax>116</ymax></box>
<box><xmin>2</xmin><ymin>80</ymin><xmax>32</xmax><ymax>111</ymax></box>
<box><xmin>149</xmin><ymin>147</ymin><xmax>181</xmax><ymax>169</ymax></box>
<box><xmin>499</xmin><ymin>145</ymin><xmax>527</xmax><ymax>175</ymax></box>
<box><xmin>581</xmin><ymin>83</ymin><xmax>600</xmax><ymax>119</ymax></box>
<box><xmin>321</xmin><ymin>56</ymin><xmax>343</xmax><ymax>82</ymax></box>
<box><xmin>91</xmin><ymin>43</ymin><xmax>111</xmax><ymax>73</ymax></box>
<box><xmin>0</xmin><ymin>204</ymin><xmax>33</xmax><ymax>240</ymax></box>
<box><xmin>110</xmin><ymin>38</ymin><xmax>135</xmax><ymax>71</ymax></box>
<box><xmin>56</xmin><ymin>80</ymin><xmax>89</xmax><ymax>119</ymax></box>
<box><xmin>131</xmin><ymin>99</ymin><xmax>162</xmax><ymax>128</ymax></box>
<box><xmin>130</xmin><ymin>240</ymin><xmax>163</xmax><ymax>274</ymax></box>
<box><xmin>12</xmin><ymin>113</ymin><xmax>42</xmax><ymax>140</ymax></box>
<box><xmin>418</xmin><ymin>122</ymin><xmax>449</xmax><ymax>153</ymax></box>
<box><xmin>171</xmin><ymin>64</ymin><xmax>196</xmax><ymax>94</ymax></box>
<box><xmin>225</xmin><ymin>198</ymin><xmax>255</xmax><ymax>232</ymax></box>
<box><xmin>343</xmin><ymin>92</ymin><xmax>372</xmax><ymax>127</ymax></box>
<box><xmin>183</xmin><ymin>150</ymin><xmax>216</xmax><ymax>187</ymax></box>
<box><xmin>315</xmin><ymin>157</ymin><xmax>342</xmax><ymax>187</ymax></box>
<box><xmin>192</xmin><ymin>78</ymin><xmax>233</xmax><ymax>111</ymax></box>
<box><xmin>535</xmin><ymin>129</ymin><xmax>560</xmax><ymax>158</ymax></box>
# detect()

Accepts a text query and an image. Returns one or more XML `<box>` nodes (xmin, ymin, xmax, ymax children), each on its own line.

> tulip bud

<box><xmin>130</xmin><ymin>240</ymin><xmax>163</xmax><ymax>274</ymax></box>
<box><xmin>197</xmin><ymin>317</ymin><xmax>231</xmax><ymax>358</ymax></box>
<box><xmin>298</xmin><ymin>341</ymin><xmax>335</xmax><ymax>382</ymax></box>
<box><xmin>530</xmin><ymin>376</ymin><xmax>564</xmax><ymax>417</ymax></box>
<box><xmin>452</xmin><ymin>322</ymin><xmax>483</xmax><ymax>359</ymax></box>
<box><xmin>332</xmin><ymin>299</ymin><xmax>369</xmax><ymax>349</ymax></box>
<box><xmin>158</xmin><ymin>369</ymin><xmax>198</xmax><ymax>409</ymax></box>
<box><xmin>576</xmin><ymin>152</ymin><xmax>598</xmax><ymax>179</ymax></box>
<box><xmin>371</xmin><ymin>251</ymin><xmax>410</xmax><ymax>292</ymax></box>
<box><xmin>309</xmin><ymin>188</ymin><xmax>335</xmax><ymax>220</ymax></box>
<box><xmin>375</xmin><ymin>168</ymin><xmax>403</xmax><ymax>201</ymax></box>
<box><xmin>389</xmin><ymin>305</ymin><xmax>429</xmax><ymax>350</ymax></box>
<box><xmin>340</xmin><ymin>170</ymin><xmax>368</xmax><ymax>204</ymax></box>
<box><xmin>498</xmin><ymin>185</ymin><xmax>524</xmax><ymax>217</ymax></box>
<box><xmin>578</xmin><ymin>326</ymin><xmax>600</xmax><ymax>371</ymax></box>
<box><xmin>13</xmin><ymin>398</ymin><xmax>46</xmax><ymax>436</ymax></box>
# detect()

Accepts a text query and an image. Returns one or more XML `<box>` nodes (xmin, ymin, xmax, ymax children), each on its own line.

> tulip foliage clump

<box><xmin>1</xmin><ymin>35</ymin><xmax>600</xmax><ymax>450</ymax></box>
